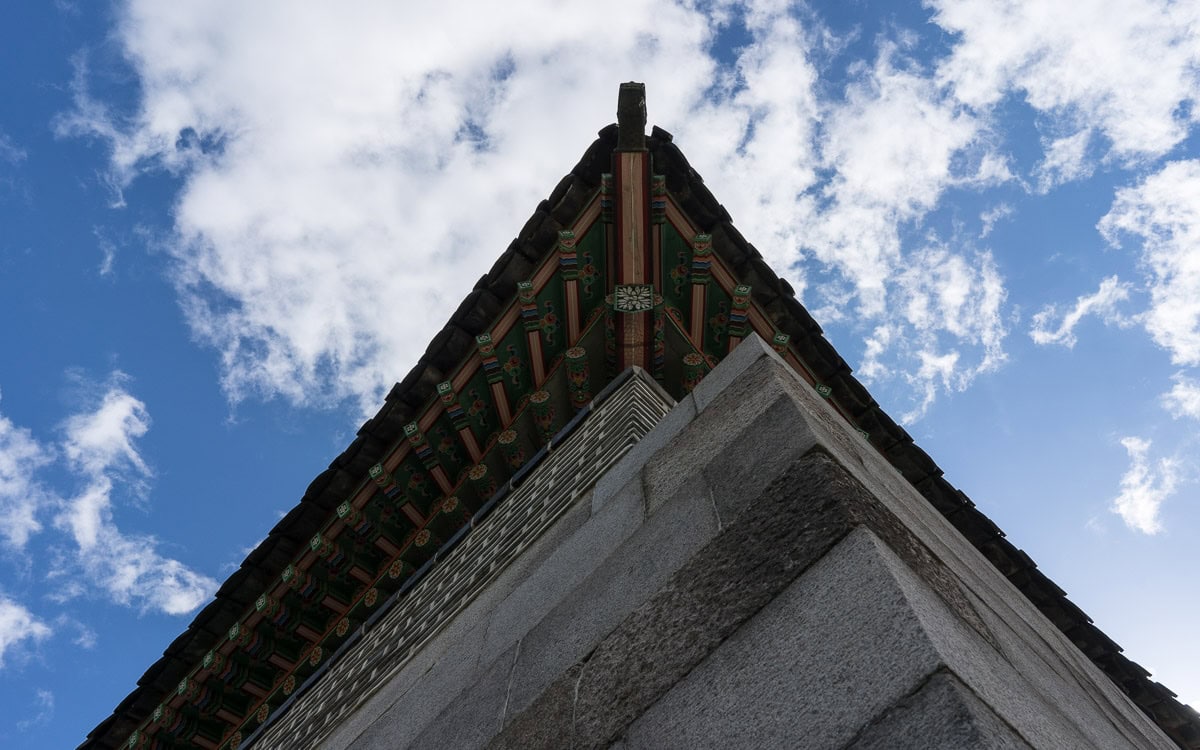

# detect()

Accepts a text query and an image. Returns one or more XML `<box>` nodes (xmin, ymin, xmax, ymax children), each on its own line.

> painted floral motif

<box><xmin>502</xmin><ymin>343</ymin><xmax>524</xmax><ymax>387</ymax></box>
<box><xmin>530</xmin><ymin>389</ymin><xmax>555</xmax><ymax>439</ymax></box>
<box><xmin>466</xmin><ymin>388</ymin><xmax>486</xmax><ymax>418</ymax></box>
<box><xmin>435</xmin><ymin>427</ymin><xmax>461</xmax><ymax>465</ymax></box>
<box><xmin>566</xmin><ymin>347</ymin><xmax>591</xmax><ymax>408</ymax></box>
<box><xmin>580</xmin><ymin>251</ymin><xmax>598</xmax><ymax>299</ymax></box>
<box><xmin>498</xmin><ymin>429</ymin><xmax>524</xmax><ymax>468</ymax></box>
<box><xmin>709</xmin><ymin>300</ymin><xmax>729</xmax><ymax>346</ymax></box>
<box><xmin>407</xmin><ymin>471</ymin><xmax>427</xmax><ymax>492</ymax></box>
<box><xmin>614</xmin><ymin>284</ymin><xmax>654</xmax><ymax>313</ymax></box>
<box><xmin>388</xmin><ymin>559</ymin><xmax>412</xmax><ymax>579</ymax></box>
<box><xmin>670</xmin><ymin>252</ymin><xmax>690</xmax><ymax>297</ymax></box>
<box><xmin>683</xmin><ymin>352</ymin><xmax>706</xmax><ymax>392</ymax></box>
<box><xmin>540</xmin><ymin>301</ymin><xmax>559</xmax><ymax>347</ymax></box>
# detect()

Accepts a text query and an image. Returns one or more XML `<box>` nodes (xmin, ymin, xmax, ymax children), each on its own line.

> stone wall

<box><xmin>282</xmin><ymin>335</ymin><xmax>1176</xmax><ymax>749</ymax></box>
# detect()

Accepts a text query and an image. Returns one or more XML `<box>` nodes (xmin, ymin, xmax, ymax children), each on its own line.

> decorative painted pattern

<box><xmin>476</xmin><ymin>333</ymin><xmax>513</xmax><ymax>426</ymax></box>
<box><xmin>530</xmin><ymin>390</ymin><xmax>555</xmax><ymax>442</ymax></box>
<box><xmin>251</xmin><ymin>371</ymin><xmax>673</xmax><ymax>750</ymax></box>
<box><xmin>404</xmin><ymin>422</ymin><xmax>453</xmax><ymax>495</ymax></box>
<box><xmin>613</xmin><ymin>284</ymin><xmax>655</xmax><ymax>313</ymax></box>
<box><xmin>518</xmin><ymin>281</ymin><xmax>547</xmax><ymax>386</ymax></box>
<box><xmin>727</xmin><ymin>284</ymin><xmax>752</xmax><ymax>352</ymax></box>
<box><xmin>497</xmin><ymin>429</ymin><xmax>524</xmax><ymax>470</ymax></box>
<box><xmin>115</xmin><ymin>134</ymin><xmax>848</xmax><ymax>750</ymax></box>
<box><xmin>682</xmin><ymin>352</ymin><xmax>706</xmax><ymax>393</ymax></box>
<box><xmin>558</xmin><ymin>230</ymin><xmax>582</xmax><ymax>346</ymax></box>
<box><xmin>565</xmin><ymin>346</ymin><xmax>591</xmax><ymax>409</ymax></box>
<box><xmin>690</xmin><ymin>233</ymin><xmax>712</xmax><ymax>347</ymax></box>
<box><xmin>437</xmin><ymin>381</ymin><xmax>483</xmax><ymax>463</ymax></box>
<box><xmin>651</xmin><ymin>174</ymin><xmax>666</xmax><ymax>224</ymax></box>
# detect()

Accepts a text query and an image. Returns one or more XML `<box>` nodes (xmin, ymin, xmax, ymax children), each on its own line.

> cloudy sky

<box><xmin>2</xmin><ymin>1</ymin><xmax>1199</xmax><ymax>746</ymax></box>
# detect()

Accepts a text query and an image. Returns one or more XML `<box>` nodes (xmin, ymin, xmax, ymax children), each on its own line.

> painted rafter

<box><xmin>120</xmin><ymin>115</ymin><xmax>866</xmax><ymax>750</ymax></box>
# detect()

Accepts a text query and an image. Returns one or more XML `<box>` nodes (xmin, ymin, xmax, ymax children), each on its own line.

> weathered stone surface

<box><xmin>89</xmin><ymin>109</ymin><xmax>1200</xmax><ymax>750</ymax></box>
<box><xmin>490</xmin><ymin>663</ymin><xmax>582</xmax><ymax>750</ymax></box>
<box><xmin>616</xmin><ymin>528</ymin><xmax>952</xmax><ymax>750</ymax></box>
<box><xmin>339</xmin><ymin>602</ymin><xmax>489</xmax><ymax>750</ymax></box>
<box><xmin>479</xmin><ymin>481</ymin><xmax>643</xmax><ymax>665</ymax></box>
<box><xmin>591</xmin><ymin>391</ymin><xmax>695</xmax><ymax>515</ymax></box>
<box><xmin>328</xmin><ymin>492</ymin><xmax>599</xmax><ymax>750</ymax></box>
<box><xmin>407</xmin><ymin>641</ymin><xmax>518</xmax><ymax>750</ymax></box>
<box><xmin>849</xmin><ymin>670</ymin><xmax>1034</xmax><ymax>750</ymax></box>
<box><xmin>495</xmin><ymin>451</ymin><xmax>862</xmax><ymax>749</ymax></box>
<box><xmin>700</xmin><ymin>385</ymin><xmax>825</xmax><ymax>522</ymax></box>
<box><xmin>481</xmin><ymin>339</ymin><xmax>1176</xmax><ymax>750</ymax></box>
<box><xmin>688</xmin><ymin>331</ymin><xmax>774</xmax><ymax>411</ymax></box>
<box><xmin>502</xmin><ymin>471</ymin><xmax>719</xmax><ymax>719</ymax></box>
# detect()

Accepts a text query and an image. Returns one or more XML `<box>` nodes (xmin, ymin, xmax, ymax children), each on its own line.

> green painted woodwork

<box><xmin>575</xmin><ymin>222</ymin><xmax>607</xmax><ymax>323</ymax></box>
<box><xmin>703</xmin><ymin>282</ymin><xmax>733</xmax><ymax>353</ymax></box>
<box><xmin>124</xmin><ymin>164</ymin><xmax>824</xmax><ymax>750</ymax></box>
<box><xmin>660</xmin><ymin>223</ymin><xmax>692</xmax><ymax>311</ymax></box>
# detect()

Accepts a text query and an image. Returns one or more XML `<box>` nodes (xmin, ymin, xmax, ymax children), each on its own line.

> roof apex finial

<box><xmin>616</xmin><ymin>82</ymin><xmax>647</xmax><ymax>151</ymax></box>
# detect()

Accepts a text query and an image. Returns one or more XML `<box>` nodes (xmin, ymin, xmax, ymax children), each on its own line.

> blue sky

<box><xmin>1</xmin><ymin>1</ymin><xmax>1199</xmax><ymax>747</ymax></box>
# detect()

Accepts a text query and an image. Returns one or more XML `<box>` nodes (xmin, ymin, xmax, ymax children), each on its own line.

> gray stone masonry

<box><xmin>330</xmin><ymin>334</ymin><xmax>1175</xmax><ymax>749</ymax></box>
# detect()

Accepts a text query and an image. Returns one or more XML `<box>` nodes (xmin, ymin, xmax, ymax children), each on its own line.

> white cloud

<box><xmin>0</xmin><ymin>131</ymin><xmax>26</xmax><ymax>165</ymax></box>
<box><xmin>1162</xmin><ymin>373</ymin><xmax>1200</xmax><ymax>420</ymax></box>
<box><xmin>0</xmin><ymin>392</ymin><xmax>53</xmax><ymax>550</ymax></box>
<box><xmin>1029</xmin><ymin>275</ymin><xmax>1132</xmax><ymax>347</ymax></box>
<box><xmin>61</xmin><ymin>383</ymin><xmax>151</xmax><ymax>493</ymax></box>
<box><xmin>16</xmin><ymin>689</ymin><xmax>54</xmax><ymax>731</ymax></box>
<box><xmin>62</xmin><ymin>2</ymin><xmax>1018</xmax><ymax>421</ymax></box>
<box><xmin>1112</xmin><ymin>436</ymin><xmax>1180</xmax><ymax>534</ymax></box>
<box><xmin>0</xmin><ymin>597</ymin><xmax>51</xmax><ymax>668</ymax></box>
<box><xmin>674</xmin><ymin>3</ymin><xmax>821</xmax><ymax>298</ymax></box>
<box><xmin>1099</xmin><ymin>160</ymin><xmax>1200</xmax><ymax>365</ymax></box>
<box><xmin>686</xmin><ymin>31</ymin><xmax>1012</xmax><ymax>419</ymax></box>
<box><xmin>53</xmin><ymin>614</ymin><xmax>98</xmax><ymax>650</ymax></box>
<box><xmin>62</xmin><ymin>1</ymin><xmax>727</xmax><ymax>414</ymax></box>
<box><xmin>52</xmin><ymin>377</ymin><xmax>217</xmax><ymax>615</ymax></box>
<box><xmin>858</xmin><ymin>325</ymin><xmax>894</xmax><ymax>381</ymax></box>
<box><xmin>891</xmin><ymin>243</ymin><xmax>1008</xmax><ymax>420</ymax></box>
<box><xmin>94</xmin><ymin>228</ymin><xmax>117</xmax><ymax>277</ymax></box>
<box><xmin>806</xmin><ymin>42</ymin><xmax>1004</xmax><ymax>315</ymax></box>
<box><xmin>1034</xmin><ymin>129</ymin><xmax>1094</xmax><ymax>192</ymax></box>
<box><xmin>932</xmin><ymin>0</ymin><xmax>1200</xmax><ymax>170</ymax></box>
<box><xmin>979</xmin><ymin>203</ymin><xmax>1013</xmax><ymax>238</ymax></box>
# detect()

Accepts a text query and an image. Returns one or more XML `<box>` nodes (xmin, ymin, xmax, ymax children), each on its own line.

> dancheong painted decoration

<box><xmin>82</xmin><ymin>84</ymin><xmax>1200</xmax><ymax>750</ymax></box>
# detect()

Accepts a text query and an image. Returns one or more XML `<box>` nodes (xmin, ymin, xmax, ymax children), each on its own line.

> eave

<box><xmin>82</xmin><ymin>85</ymin><xmax>1200</xmax><ymax>750</ymax></box>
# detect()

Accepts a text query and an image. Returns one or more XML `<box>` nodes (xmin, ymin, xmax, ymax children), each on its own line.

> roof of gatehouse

<box><xmin>82</xmin><ymin>83</ymin><xmax>1200</xmax><ymax>750</ymax></box>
